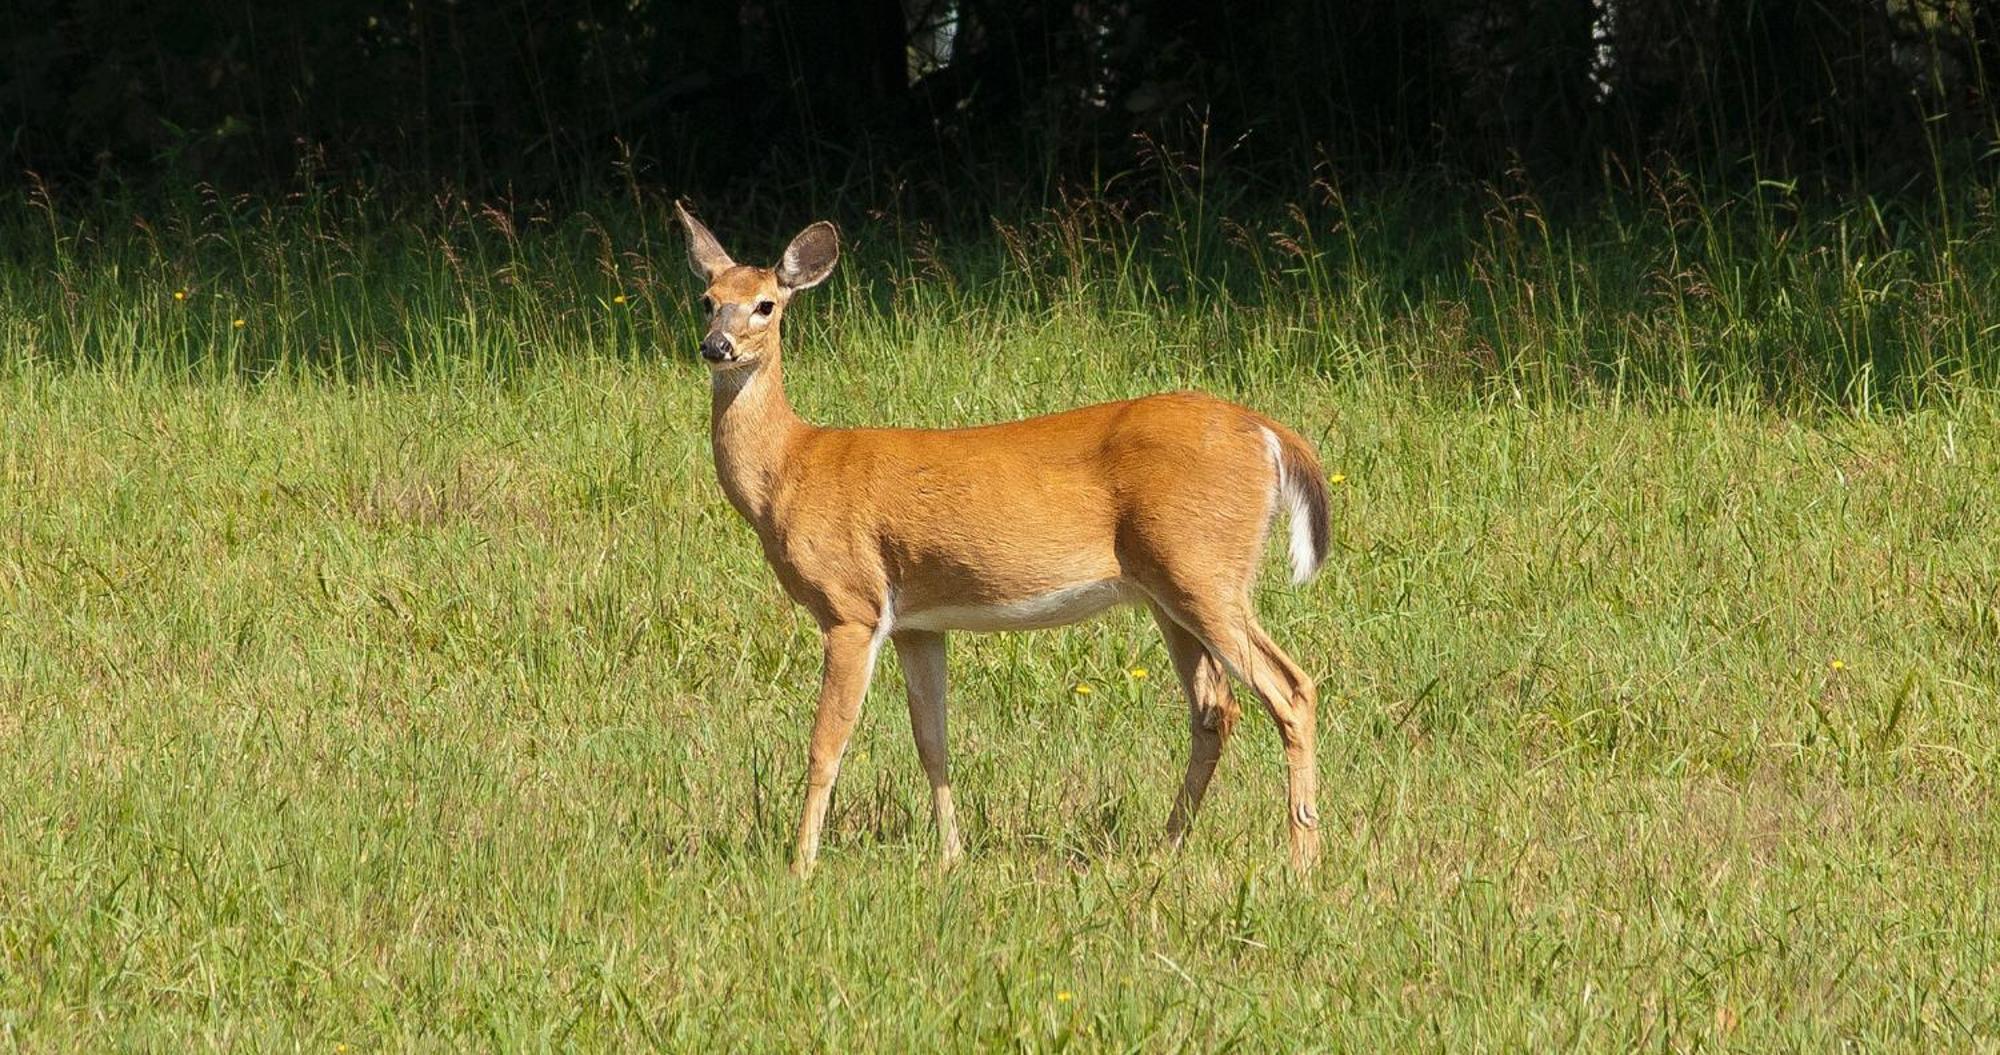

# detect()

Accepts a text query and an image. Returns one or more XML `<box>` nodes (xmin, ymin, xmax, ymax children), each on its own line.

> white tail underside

<box><xmin>1262</xmin><ymin>426</ymin><xmax>1321</xmax><ymax>585</ymax></box>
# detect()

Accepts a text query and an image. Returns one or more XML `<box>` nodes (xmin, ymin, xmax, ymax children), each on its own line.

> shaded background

<box><xmin>4</xmin><ymin>0</ymin><xmax>1996</xmax><ymax>213</ymax></box>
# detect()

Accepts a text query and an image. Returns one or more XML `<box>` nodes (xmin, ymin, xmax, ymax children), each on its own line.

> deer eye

<box><xmin>699</xmin><ymin>296</ymin><xmax>714</xmax><ymax>314</ymax></box>
<box><xmin>754</xmin><ymin>300</ymin><xmax>776</xmax><ymax>317</ymax></box>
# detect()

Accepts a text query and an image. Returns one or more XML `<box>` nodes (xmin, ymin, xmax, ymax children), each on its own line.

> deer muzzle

<box><xmin>700</xmin><ymin>333</ymin><xmax>736</xmax><ymax>363</ymax></box>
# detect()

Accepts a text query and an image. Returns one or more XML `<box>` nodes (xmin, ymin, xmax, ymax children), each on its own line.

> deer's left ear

<box><xmin>777</xmin><ymin>221</ymin><xmax>839</xmax><ymax>291</ymax></box>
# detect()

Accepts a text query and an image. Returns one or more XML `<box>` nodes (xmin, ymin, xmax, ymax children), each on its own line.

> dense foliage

<box><xmin>5</xmin><ymin>0</ymin><xmax>1996</xmax><ymax>206</ymax></box>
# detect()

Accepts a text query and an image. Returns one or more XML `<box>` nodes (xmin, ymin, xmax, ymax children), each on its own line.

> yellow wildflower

<box><xmin>613</xmin><ymin>293</ymin><xmax>628</xmax><ymax>305</ymax></box>
<box><xmin>1129</xmin><ymin>667</ymin><xmax>1148</xmax><ymax>680</ymax></box>
<box><xmin>231</xmin><ymin>318</ymin><xmax>246</xmax><ymax>329</ymax></box>
<box><xmin>1057</xmin><ymin>991</ymin><xmax>1073</xmax><ymax>1003</ymax></box>
<box><xmin>172</xmin><ymin>289</ymin><xmax>188</xmax><ymax>302</ymax></box>
<box><xmin>1328</xmin><ymin>472</ymin><xmax>1347</xmax><ymax>484</ymax></box>
<box><xmin>1830</xmin><ymin>659</ymin><xmax>1847</xmax><ymax>671</ymax></box>
<box><xmin>1073</xmin><ymin>684</ymin><xmax>1092</xmax><ymax>696</ymax></box>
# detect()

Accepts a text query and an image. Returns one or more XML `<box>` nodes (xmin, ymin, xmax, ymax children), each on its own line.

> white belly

<box><xmin>897</xmin><ymin>580</ymin><xmax>1138</xmax><ymax>633</ymax></box>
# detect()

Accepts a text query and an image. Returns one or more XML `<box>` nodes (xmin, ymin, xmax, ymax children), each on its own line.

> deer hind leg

<box><xmin>1152</xmin><ymin>604</ymin><xmax>1241</xmax><ymax>848</ymax></box>
<box><xmin>1154</xmin><ymin>592</ymin><xmax>1321</xmax><ymax>872</ymax></box>
<box><xmin>792</xmin><ymin>620</ymin><xmax>888</xmax><ymax>877</ymax></box>
<box><xmin>892</xmin><ymin>629</ymin><xmax>963</xmax><ymax>865</ymax></box>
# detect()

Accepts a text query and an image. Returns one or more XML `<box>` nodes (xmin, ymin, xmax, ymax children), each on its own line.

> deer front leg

<box><xmin>892</xmin><ymin>629</ymin><xmax>962</xmax><ymax>865</ymax></box>
<box><xmin>792</xmin><ymin>622</ymin><xmax>884</xmax><ymax>877</ymax></box>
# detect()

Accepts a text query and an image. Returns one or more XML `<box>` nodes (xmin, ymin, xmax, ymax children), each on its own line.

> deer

<box><xmin>673</xmin><ymin>202</ymin><xmax>1331</xmax><ymax>876</ymax></box>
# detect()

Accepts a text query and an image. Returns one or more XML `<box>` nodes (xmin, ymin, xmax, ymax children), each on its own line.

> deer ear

<box><xmin>675</xmin><ymin>201</ymin><xmax>735</xmax><ymax>281</ymax></box>
<box><xmin>777</xmin><ymin>221</ymin><xmax>839</xmax><ymax>291</ymax></box>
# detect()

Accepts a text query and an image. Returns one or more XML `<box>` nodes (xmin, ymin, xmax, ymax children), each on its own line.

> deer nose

<box><xmin>700</xmin><ymin>334</ymin><xmax>734</xmax><ymax>362</ymax></box>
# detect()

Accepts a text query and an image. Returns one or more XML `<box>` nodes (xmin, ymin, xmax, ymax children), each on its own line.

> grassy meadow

<box><xmin>2</xmin><ymin>175</ymin><xmax>1999</xmax><ymax>1049</ymax></box>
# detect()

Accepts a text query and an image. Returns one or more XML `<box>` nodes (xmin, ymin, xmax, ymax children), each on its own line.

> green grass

<box><xmin>5</xmin><ymin>164</ymin><xmax>1999</xmax><ymax>401</ymax></box>
<box><xmin>1</xmin><ymin>183</ymin><xmax>1999</xmax><ymax>1048</ymax></box>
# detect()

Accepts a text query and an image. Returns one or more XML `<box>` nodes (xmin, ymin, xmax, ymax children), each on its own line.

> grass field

<box><xmin>2</xmin><ymin>181</ymin><xmax>1999</xmax><ymax>1048</ymax></box>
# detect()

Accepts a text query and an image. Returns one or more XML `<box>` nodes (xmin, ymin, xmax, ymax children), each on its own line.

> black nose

<box><xmin>700</xmin><ymin>334</ymin><xmax>734</xmax><ymax>362</ymax></box>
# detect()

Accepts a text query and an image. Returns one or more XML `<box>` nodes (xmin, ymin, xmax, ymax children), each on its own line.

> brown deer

<box><xmin>674</xmin><ymin>203</ymin><xmax>1330</xmax><ymax>875</ymax></box>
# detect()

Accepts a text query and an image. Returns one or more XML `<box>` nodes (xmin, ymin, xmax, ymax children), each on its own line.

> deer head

<box><xmin>675</xmin><ymin>202</ymin><xmax>838</xmax><ymax>370</ymax></box>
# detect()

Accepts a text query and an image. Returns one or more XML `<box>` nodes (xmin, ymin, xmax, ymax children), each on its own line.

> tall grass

<box><xmin>3</xmin><ymin>159</ymin><xmax>1996</xmax><ymax>404</ymax></box>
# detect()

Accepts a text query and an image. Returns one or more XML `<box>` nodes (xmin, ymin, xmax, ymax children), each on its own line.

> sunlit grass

<box><xmin>4</xmin><ymin>166</ymin><xmax>1996</xmax><ymax>402</ymax></box>
<box><xmin>0</xmin><ymin>180</ymin><xmax>1997</xmax><ymax>1047</ymax></box>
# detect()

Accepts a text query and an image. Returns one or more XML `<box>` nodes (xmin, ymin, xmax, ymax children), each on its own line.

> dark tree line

<box><xmin>3</xmin><ymin>0</ymin><xmax>1995</xmax><ymax>205</ymax></box>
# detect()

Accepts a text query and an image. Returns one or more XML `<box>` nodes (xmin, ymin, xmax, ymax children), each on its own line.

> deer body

<box><xmin>678</xmin><ymin>205</ymin><xmax>1329</xmax><ymax>875</ymax></box>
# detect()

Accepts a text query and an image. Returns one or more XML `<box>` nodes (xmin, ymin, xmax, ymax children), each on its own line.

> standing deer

<box><xmin>674</xmin><ymin>203</ymin><xmax>1330</xmax><ymax>875</ymax></box>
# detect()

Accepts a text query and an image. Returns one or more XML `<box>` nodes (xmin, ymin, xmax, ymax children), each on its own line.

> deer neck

<box><xmin>709</xmin><ymin>352</ymin><xmax>808</xmax><ymax>525</ymax></box>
